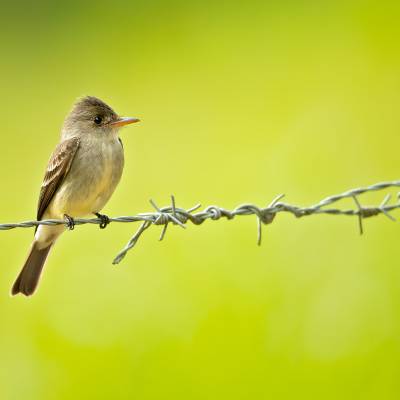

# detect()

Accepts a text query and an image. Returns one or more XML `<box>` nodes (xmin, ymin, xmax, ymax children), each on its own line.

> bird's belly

<box><xmin>46</xmin><ymin>140</ymin><xmax>124</xmax><ymax>219</ymax></box>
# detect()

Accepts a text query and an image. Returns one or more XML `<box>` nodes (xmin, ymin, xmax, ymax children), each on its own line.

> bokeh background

<box><xmin>1</xmin><ymin>1</ymin><xmax>400</xmax><ymax>399</ymax></box>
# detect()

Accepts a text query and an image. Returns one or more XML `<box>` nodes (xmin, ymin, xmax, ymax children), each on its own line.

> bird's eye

<box><xmin>94</xmin><ymin>116</ymin><xmax>103</xmax><ymax>125</ymax></box>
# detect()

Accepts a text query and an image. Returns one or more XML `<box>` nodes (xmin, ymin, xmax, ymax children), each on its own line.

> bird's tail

<box><xmin>11</xmin><ymin>241</ymin><xmax>53</xmax><ymax>296</ymax></box>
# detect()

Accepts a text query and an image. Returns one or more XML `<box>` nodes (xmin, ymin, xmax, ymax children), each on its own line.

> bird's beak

<box><xmin>110</xmin><ymin>117</ymin><xmax>140</xmax><ymax>127</ymax></box>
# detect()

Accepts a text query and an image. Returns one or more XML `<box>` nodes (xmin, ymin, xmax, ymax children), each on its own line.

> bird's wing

<box><xmin>37</xmin><ymin>137</ymin><xmax>80</xmax><ymax>221</ymax></box>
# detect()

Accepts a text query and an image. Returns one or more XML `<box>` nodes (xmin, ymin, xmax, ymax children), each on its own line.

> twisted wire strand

<box><xmin>1</xmin><ymin>180</ymin><xmax>399</xmax><ymax>264</ymax></box>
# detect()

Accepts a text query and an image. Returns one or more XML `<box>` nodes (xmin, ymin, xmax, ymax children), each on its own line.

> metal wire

<box><xmin>1</xmin><ymin>180</ymin><xmax>399</xmax><ymax>264</ymax></box>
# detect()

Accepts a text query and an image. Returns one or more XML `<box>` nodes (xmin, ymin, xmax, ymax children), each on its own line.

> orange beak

<box><xmin>110</xmin><ymin>117</ymin><xmax>140</xmax><ymax>127</ymax></box>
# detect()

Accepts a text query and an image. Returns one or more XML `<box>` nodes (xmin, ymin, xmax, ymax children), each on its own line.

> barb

<box><xmin>1</xmin><ymin>180</ymin><xmax>400</xmax><ymax>264</ymax></box>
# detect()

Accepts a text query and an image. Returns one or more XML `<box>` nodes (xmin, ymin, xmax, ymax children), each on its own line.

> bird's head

<box><xmin>62</xmin><ymin>96</ymin><xmax>139</xmax><ymax>139</ymax></box>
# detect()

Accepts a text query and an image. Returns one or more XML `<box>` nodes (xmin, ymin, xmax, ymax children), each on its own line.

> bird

<box><xmin>12</xmin><ymin>96</ymin><xmax>139</xmax><ymax>296</ymax></box>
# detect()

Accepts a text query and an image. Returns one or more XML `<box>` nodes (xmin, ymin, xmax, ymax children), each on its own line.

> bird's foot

<box><xmin>94</xmin><ymin>213</ymin><xmax>110</xmax><ymax>229</ymax></box>
<box><xmin>64</xmin><ymin>214</ymin><xmax>75</xmax><ymax>230</ymax></box>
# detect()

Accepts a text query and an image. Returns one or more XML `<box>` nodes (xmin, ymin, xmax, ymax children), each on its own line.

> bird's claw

<box><xmin>95</xmin><ymin>213</ymin><xmax>110</xmax><ymax>229</ymax></box>
<box><xmin>64</xmin><ymin>214</ymin><xmax>75</xmax><ymax>230</ymax></box>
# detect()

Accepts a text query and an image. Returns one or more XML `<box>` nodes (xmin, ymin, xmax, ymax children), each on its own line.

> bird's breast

<box><xmin>47</xmin><ymin>137</ymin><xmax>124</xmax><ymax>218</ymax></box>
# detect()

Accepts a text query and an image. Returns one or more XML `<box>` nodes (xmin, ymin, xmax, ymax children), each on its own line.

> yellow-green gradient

<box><xmin>1</xmin><ymin>1</ymin><xmax>400</xmax><ymax>399</ymax></box>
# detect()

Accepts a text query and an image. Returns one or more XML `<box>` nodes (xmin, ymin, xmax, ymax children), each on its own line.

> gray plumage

<box><xmin>12</xmin><ymin>96</ymin><xmax>139</xmax><ymax>296</ymax></box>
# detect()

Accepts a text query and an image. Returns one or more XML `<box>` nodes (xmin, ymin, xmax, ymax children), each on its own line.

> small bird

<box><xmin>12</xmin><ymin>96</ymin><xmax>139</xmax><ymax>296</ymax></box>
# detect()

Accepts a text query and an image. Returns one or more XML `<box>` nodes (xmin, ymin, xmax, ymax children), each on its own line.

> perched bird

<box><xmin>12</xmin><ymin>96</ymin><xmax>139</xmax><ymax>296</ymax></box>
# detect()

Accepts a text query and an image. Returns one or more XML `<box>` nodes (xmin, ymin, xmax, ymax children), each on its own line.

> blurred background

<box><xmin>1</xmin><ymin>0</ymin><xmax>400</xmax><ymax>399</ymax></box>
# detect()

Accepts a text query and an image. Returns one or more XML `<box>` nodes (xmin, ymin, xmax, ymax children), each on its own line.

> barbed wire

<box><xmin>1</xmin><ymin>180</ymin><xmax>400</xmax><ymax>264</ymax></box>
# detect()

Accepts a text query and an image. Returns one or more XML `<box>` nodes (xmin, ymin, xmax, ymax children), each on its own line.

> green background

<box><xmin>1</xmin><ymin>1</ymin><xmax>400</xmax><ymax>399</ymax></box>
